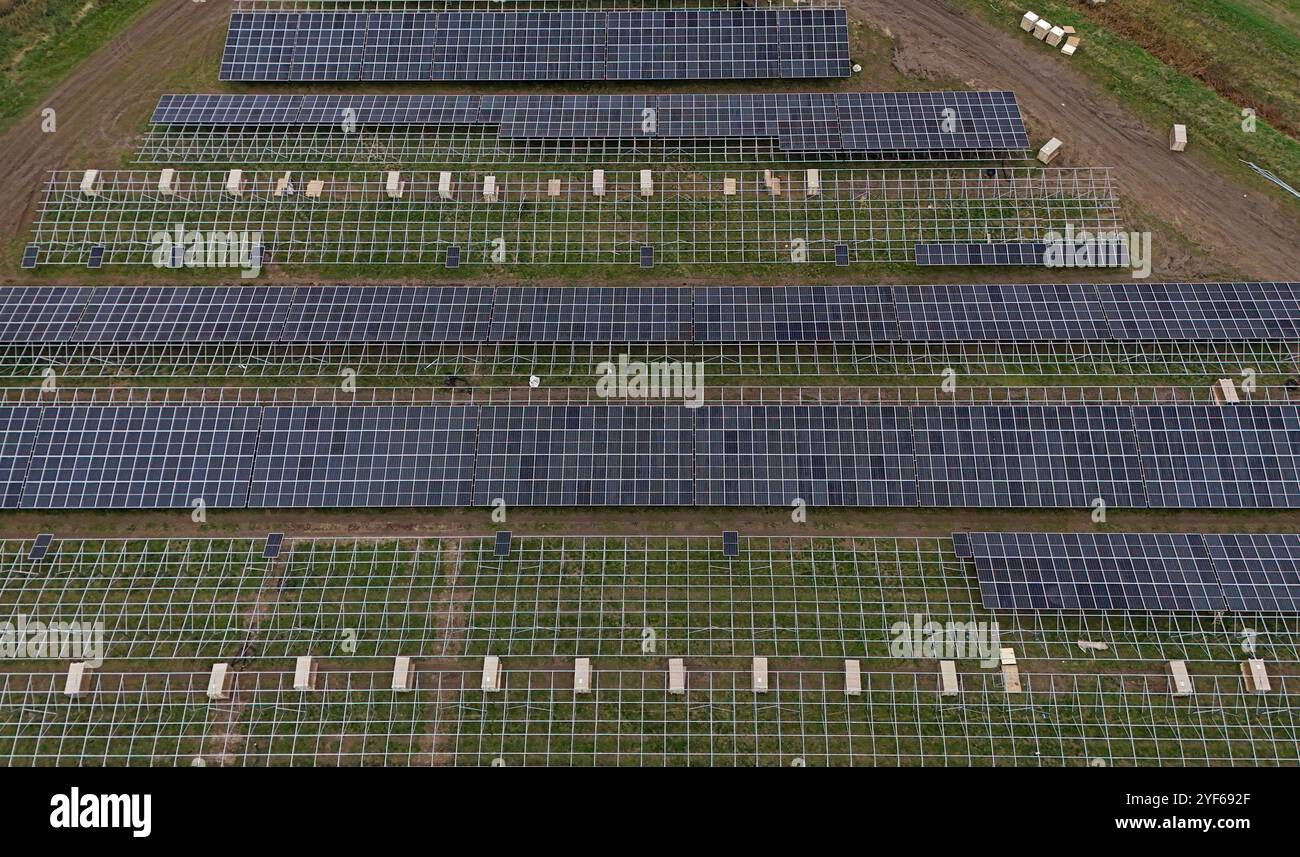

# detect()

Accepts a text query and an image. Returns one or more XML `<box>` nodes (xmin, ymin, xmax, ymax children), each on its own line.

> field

<box><xmin>0</xmin><ymin>0</ymin><xmax>156</xmax><ymax>131</ymax></box>
<box><xmin>4</xmin><ymin>668</ymin><xmax>1296</xmax><ymax>766</ymax></box>
<box><xmin>957</xmin><ymin>0</ymin><xmax>1300</xmax><ymax>192</ymax></box>
<box><xmin>6</xmin><ymin>535</ymin><xmax>1298</xmax><ymax>663</ymax></box>
<box><xmin>0</xmin><ymin>0</ymin><xmax>1298</xmax><ymax>772</ymax></box>
<box><xmin>1</xmin><ymin>534</ymin><xmax>1297</xmax><ymax>766</ymax></box>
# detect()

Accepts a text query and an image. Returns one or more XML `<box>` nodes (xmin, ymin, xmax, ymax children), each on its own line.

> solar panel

<box><xmin>445</xmin><ymin>246</ymin><xmax>461</xmax><ymax>268</ymax></box>
<box><xmin>297</xmin><ymin>94</ymin><xmax>480</xmax><ymax>127</ymax></box>
<box><xmin>775</xmin><ymin>93</ymin><xmax>841</xmax><ymax>152</ymax></box>
<box><xmin>1099</xmin><ymin>281</ymin><xmax>1300</xmax><ymax>340</ymax></box>
<box><xmin>837</xmin><ymin>91</ymin><xmax>1028</xmax><ymax>154</ymax></box>
<box><xmin>722</xmin><ymin>530</ymin><xmax>739</xmax><ymax>557</ymax></box>
<box><xmin>834</xmin><ymin>243</ymin><xmax>850</xmax><ymax>266</ymax></box>
<box><xmin>292</xmin><ymin>12</ymin><xmax>368</xmax><ymax>81</ymax></box>
<box><xmin>220</xmin><ymin>11</ymin><xmax>298</xmax><ymax>81</ymax></box>
<box><xmin>914</xmin><ymin>242</ymin><xmax>1055</xmax><ymax>266</ymax></box>
<box><xmin>656</xmin><ymin>93</ymin><xmax>774</xmax><ymax>138</ymax></box>
<box><xmin>28</xmin><ymin>533</ymin><xmax>54</xmax><ymax>562</ymax></box>
<box><xmin>433</xmin><ymin>11</ymin><xmax>605</xmax><ymax>81</ymax></box>
<box><xmin>360</xmin><ymin>12</ymin><xmax>438</xmax><ymax>81</ymax></box>
<box><xmin>1133</xmin><ymin>405</ymin><xmax>1300</xmax><ymax>508</ymax></box>
<box><xmin>489</xmin><ymin>287</ymin><xmax>691</xmax><ymax>343</ymax></box>
<box><xmin>7</xmin><ymin>283</ymin><xmax>1296</xmax><ymax>347</ymax></box>
<box><xmin>1204</xmin><ymin>533</ymin><xmax>1300</xmax><ymax>613</ymax></box>
<box><xmin>221</xmin><ymin>10</ymin><xmax>849</xmax><ymax>82</ymax></box>
<box><xmin>494</xmin><ymin>530</ymin><xmax>512</xmax><ymax>557</ymax></box>
<box><xmin>74</xmin><ymin>287</ymin><xmax>296</xmax><ymax>344</ymax></box>
<box><xmin>0</xmin><ymin>407</ymin><xmax>42</xmax><ymax>509</ymax></box>
<box><xmin>294</xmin><ymin>94</ymin><xmax>350</xmax><ymax>125</ymax></box>
<box><xmin>694</xmin><ymin>405</ymin><xmax>917</xmax><ymax>506</ymax></box>
<box><xmin>148</xmin><ymin>91</ymin><xmax>1029</xmax><ymax>156</ymax></box>
<box><xmin>640</xmin><ymin>245</ymin><xmax>654</xmax><ymax>268</ymax></box>
<box><xmin>249</xmin><ymin>406</ymin><xmax>477</xmax><ymax>507</ymax></box>
<box><xmin>19</xmin><ymin>405</ymin><xmax>261</xmax><ymax>509</ymax></box>
<box><xmin>0</xmin><ymin>287</ymin><xmax>90</xmax><ymax>344</ymax></box>
<box><xmin>20</xmin><ymin>245</ymin><xmax>38</xmax><ymax>269</ymax></box>
<box><xmin>234</xmin><ymin>93</ymin><xmax>300</xmax><ymax>124</ymax></box>
<box><xmin>378</xmin><ymin>94</ymin><xmax>482</xmax><ymax>126</ymax></box>
<box><xmin>694</xmin><ymin>286</ymin><xmax>897</xmax><ymax>342</ymax></box>
<box><xmin>892</xmin><ymin>283</ymin><xmax>1110</xmax><ymax>341</ymax></box>
<box><xmin>280</xmin><ymin>286</ymin><xmax>491</xmax><ymax>343</ymax></box>
<box><xmin>951</xmin><ymin>532</ymin><xmax>971</xmax><ymax>558</ymax></box>
<box><xmin>151</xmin><ymin>93</ymin><xmax>304</xmax><ymax>126</ymax></box>
<box><xmin>473</xmin><ymin>405</ymin><xmax>695</xmax><ymax>506</ymax></box>
<box><xmin>778</xmin><ymin>8</ymin><xmax>850</xmax><ymax>78</ymax></box>
<box><xmin>911</xmin><ymin>405</ymin><xmax>1147</xmax><ymax>508</ymax></box>
<box><xmin>498</xmin><ymin>94</ymin><xmax>658</xmax><ymax>139</ymax></box>
<box><xmin>966</xmin><ymin>532</ymin><xmax>1226</xmax><ymax>612</ymax></box>
<box><xmin>607</xmin><ymin>10</ymin><xmax>780</xmax><ymax>81</ymax></box>
<box><xmin>263</xmin><ymin>532</ymin><xmax>284</xmax><ymax>559</ymax></box>
<box><xmin>86</xmin><ymin>246</ymin><xmax>104</xmax><ymax>269</ymax></box>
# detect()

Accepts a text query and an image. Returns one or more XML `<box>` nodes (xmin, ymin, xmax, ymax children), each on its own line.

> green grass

<box><xmin>0</xmin><ymin>349</ymin><xmax>1284</xmax><ymax>390</ymax></box>
<box><xmin>1</xmin><ymin>535</ymin><xmax>1291</xmax><ymax>667</ymax></box>
<box><xmin>960</xmin><ymin>0</ymin><xmax>1300</xmax><ymax>203</ymax></box>
<box><xmin>0</xmin><ymin>0</ymin><xmax>157</xmax><ymax>133</ymax></box>
<box><xmin>0</xmin><ymin>536</ymin><xmax>1296</xmax><ymax>766</ymax></box>
<box><xmin>1085</xmin><ymin>0</ymin><xmax>1300</xmax><ymax>140</ymax></box>
<box><xmin>447</xmin><ymin>669</ymin><xmax>1300</xmax><ymax>767</ymax></box>
<box><xmin>3</xmin><ymin>666</ymin><xmax>1291</xmax><ymax>766</ymax></box>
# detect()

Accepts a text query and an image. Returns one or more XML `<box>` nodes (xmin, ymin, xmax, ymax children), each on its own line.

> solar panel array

<box><xmin>150</xmin><ymin>91</ymin><xmax>1029</xmax><ymax>157</ymax></box>
<box><xmin>0</xmin><ymin>403</ymin><xmax>1298</xmax><ymax>510</ymax></box>
<box><xmin>694</xmin><ymin>405</ymin><xmax>917</xmax><ymax>506</ymax></box>
<box><xmin>219</xmin><ymin>10</ymin><xmax>850</xmax><ymax>81</ymax></box>
<box><xmin>0</xmin><ymin>287</ymin><xmax>87</xmax><ymax>342</ymax></box>
<box><xmin>489</xmin><ymin>287</ymin><xmax>693</xmax><ymax>342</ymax></box>
<box><xmin>1133</xmin><ymin>405</ymin><xmax>1300</xmax><ymax>508</ymax></box>
<box><xmin>891</xmin><ymin>284</ymin><xmax>1112</xmax><ymax>341</ymax></box>
<box><xmin>695</xmin><ymin>286</ymin><xmax>897</xmax><ymax>341</ymax></box>
<box><xmin>73</xmin><ymin>286</ymin><xmax>296</xmax><ymax>343</ymax></box>
<box><xmin>965</xmin><ymin>531</ymin><xmax>1300</xmax><ymax>614</ymax></box>
<box><xmin>281</xmin><ymin>286</ymin><xmax>491</xmax><ymax>342</ymax></box>
<box><xmin>1098</xmin><ymin>281</ymin><xmax>1300</xmax><ymax>340</ymax></box>
<box><xmin>4</xmin><ymin>283</ymin><xmax>1295</xmax><ymax>345</ymax></box>
<box><xmin>249</xmin><ymin>405</ymin><xmax>477</xmax><ymax>507</ymax></box>
<box><xmin>474</xmin><ymin>405</ymin><xmax>695</xmax><ymax>505</ymax></box>
<box><xmin>912</xmin><ymin>405</ymin><xmax>1147</xmax><ymax>509</ymax></box>
<box><xmin>1204</xmin><ymin>534</ymin><xmax>1300</xmax><ymax>613</ymax></box>
<box><xmin>20</xmin><ymin>406</ymin><xmax>262</xmax><ymax>509</ymax></box>
<box><xmin>0</xmin><ymin>407</ymin><xmax>42</xmax><ymax>508</ymax></box>
<box><xmin>915</xmin><ymin>239</ymin><xmax>1131</xmax><ymax>268</ymax></box>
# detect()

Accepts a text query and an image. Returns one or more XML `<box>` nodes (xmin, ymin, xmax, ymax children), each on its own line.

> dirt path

<box><xmin>423</xmin><ymin>539</ymin><xmax>471</xmax><ymax>765</ymax></box>
<box><xmin>0</xmin><ymin>0</ymin><xmax>229</xmax><ymax>241</ymax></box>
<box><xmin>847</xmin><ymin>0</ymin><xmax>1300</xmax><ymax>280</ymax></box>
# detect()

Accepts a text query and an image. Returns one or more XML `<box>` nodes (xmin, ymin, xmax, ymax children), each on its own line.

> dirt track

<box><xmin>0</xmin><ymin>0</ymin><xmax>229</xmax><ymax>241</ymax></box>
<box><xmin>848</xmin><ymin>0</ymin><xmax>1300</xmax><ymax>280</ymax></box>
<box><xmin>0</xmin><ymin>0</ymin><xmax>1298</xmax><ymax>280</ymax></box>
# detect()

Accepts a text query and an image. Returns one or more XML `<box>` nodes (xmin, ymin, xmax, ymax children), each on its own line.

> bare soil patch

<box><xmin>847</xmin><ymin>0</ymin><xmax>1300</xmax><ymax>280</ymax></box>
